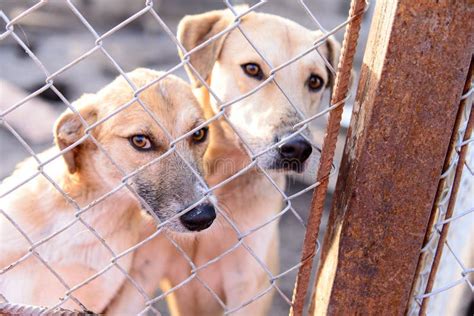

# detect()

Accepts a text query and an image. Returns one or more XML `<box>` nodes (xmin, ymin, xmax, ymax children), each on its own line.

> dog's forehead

<box><xmin>97</xmin><ymin>71</ymin><xmax>203</xmax><ymax>139</ymax></box>
<box><xmin>142</xmin><ymin>78</ymin><xmax>200</xmax><ymax>118</ymax></box>
<box><xmin>125</xmin><ymin>82</ymin><xmax>202</xmax><ymax>138</ymax></box>
<box><xmin>227</xmin><ymin>13</ymin><xmax>327</xmax><ymax>69</ymax></box>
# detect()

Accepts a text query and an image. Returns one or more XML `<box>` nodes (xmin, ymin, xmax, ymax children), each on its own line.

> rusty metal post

<box><xmin>310</xmin><ymin>1</ymin><xmax>474</xmax><ymax>315</ymax></box>
<box><xmin>289</xmin><ymin>1</ymin><xmax>367</xmax><ymax>315</ymax></box>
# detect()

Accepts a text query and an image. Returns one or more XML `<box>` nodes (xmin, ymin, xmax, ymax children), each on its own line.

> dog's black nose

<box><xmin>279</xmin><ymin>135</ymin><xmax>312</xmax><ymax>163</ymax></box>
<box><xmin>180</xmin><ymin>203</ymin><xmax>216</xmax><ymax>231</ymax></box>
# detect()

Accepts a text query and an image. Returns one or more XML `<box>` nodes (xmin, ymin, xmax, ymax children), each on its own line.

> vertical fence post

<box><xmin>290</xmin><ymin>1</ymin><xmax>367</xmax><ymax>315</ymax></box>
<box><xmin>310</xmin><ymin>1</ymin><xmax>474</xmax><ymax>315</ymax></box>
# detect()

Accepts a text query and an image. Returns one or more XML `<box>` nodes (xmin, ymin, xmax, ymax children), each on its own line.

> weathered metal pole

<box><xmin>310</xmin><ymin>1</ymin><xmax>474</xmax><ymax>315</ymax></box>
<box><xmin>290</xmin><ymin>0</ymin><xmax>367</xmax><ymax>314</ymax></box>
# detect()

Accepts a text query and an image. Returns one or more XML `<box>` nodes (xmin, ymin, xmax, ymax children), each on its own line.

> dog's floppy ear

<box><xmin>54</xmin><ymin>94</ymin><xmax>98</xmax><ymax>174</ymax></box>
<box><xmin>177</xmin><ymin>9</ymin><xmax>236</xmax><ymax>87</ymax></box>
<box><xmin>317</xmin><ymin>33</ymin><xmax>341</xmax><ymax>89</ymax></box>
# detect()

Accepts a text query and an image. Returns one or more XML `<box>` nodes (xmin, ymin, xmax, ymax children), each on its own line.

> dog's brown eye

<box><xmin>192</xmin><ymin>127</ymin><xmax>208</xmax><ymax>144</ymax></box>
<box><xmin>130</xmin><ymin>135</ymin><xmax>152</xmax><ymax>151</ymax></box>
<box><xmin>308</xmin><ymin>74</ymin><xmax>324</xmax><ymax>91</ymax></box>
<box><xmin>241</xmin><ymin>63</ymin><xmax>263</xmax><ymax>80</ymax></box>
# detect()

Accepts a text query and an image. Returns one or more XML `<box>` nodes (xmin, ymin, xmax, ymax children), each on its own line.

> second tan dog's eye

<box><xmin>130</xmin><ymin>135</ymin><xmax>153</xmax><ymax>151</ymax></box>
<box><xmin>241</xmin><ymin>63</ymin><xmax>263</xmax><ymax>80</ymax></box>
<box><xmin>192</xmin><ymin>127</ymin><xmax>208</xmax><ymax>144</ymax></box>
<box><xmin>307</xmin><ymin>74</ymin><xmax>324</xmax><ymax>91</ymax></box>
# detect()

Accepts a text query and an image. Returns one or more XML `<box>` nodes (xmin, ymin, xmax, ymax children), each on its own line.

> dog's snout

<box><xmin>180</xmin><ymin>203</ymin><xmax>216</xmax><ymax>232</ymax></box>
<box><xmin>279</xmin><ymin>135</ymin><xmax>312</xmax><ymax>163</ymax></box>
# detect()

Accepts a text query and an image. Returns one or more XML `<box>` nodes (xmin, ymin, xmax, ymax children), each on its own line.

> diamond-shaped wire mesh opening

<box><xmin>1</xmin><ymin>2</ymin><xmax>99</xmax><ymax>75</ymax></box>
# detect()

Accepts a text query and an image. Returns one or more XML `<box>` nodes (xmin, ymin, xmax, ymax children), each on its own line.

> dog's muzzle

<box><xmin>180</xmin><ymin>203</ymin><xmax>216</xmax><ymax>231</ymax></box>
<box><xmin>276</xmin><ymin>135</ymin><xmax>312</xmax><ymax>172</ymax></box>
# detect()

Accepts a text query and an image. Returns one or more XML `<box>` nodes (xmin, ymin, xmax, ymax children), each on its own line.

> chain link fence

<box><xmin>1</xmin><ymin>1</ymin><xmax>471</xmax><ymax>315</ymax></box>
<box><xmin>0</xmin><ymin>0</ymin><xmax>366</xmax><ymax>315</ymax></box>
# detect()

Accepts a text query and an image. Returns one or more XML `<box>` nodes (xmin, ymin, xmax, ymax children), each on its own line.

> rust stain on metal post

<box><xmin>289</xmin><ymin>0</ymin><xmax>367</xmax><ymax>315</ymax></box>
<box><xmin>311</xmin><ymin>1</ymin><xmax>474</xmax><ymax>315</ymax></box>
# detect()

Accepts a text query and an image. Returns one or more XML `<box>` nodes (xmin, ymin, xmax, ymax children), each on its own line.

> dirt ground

<box><xmin>0</xmin><ymin>1</ymin><xmax>373</xmax><ymax>314</ymax></box>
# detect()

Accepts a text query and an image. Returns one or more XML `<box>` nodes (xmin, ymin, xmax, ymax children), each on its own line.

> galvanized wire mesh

<box><xmin>0</xmin><ymin>0</ymin><xmax>364</xmax><ymax>315</ymax></box>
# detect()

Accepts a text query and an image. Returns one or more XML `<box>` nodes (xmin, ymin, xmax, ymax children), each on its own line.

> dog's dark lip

<box><xmin>269</xmin><ymin>159</ymin><xmax>308</xmax><ymax>173</ymax></box>
<box><xmin>182</xmin><ymin>220</ymin><xmax>214</xmax><ymax>232</ymax></box>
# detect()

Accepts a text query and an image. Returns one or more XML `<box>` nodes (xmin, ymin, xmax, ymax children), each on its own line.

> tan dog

<box><xmin>107</xmin><ymin>9</ymin><xmax>340</xmax><ymax>316</ymax></box>
<box><xmin>0</xmin><ymin>68</ymin><xmax>216</xmax><ymax>313</ymax></box>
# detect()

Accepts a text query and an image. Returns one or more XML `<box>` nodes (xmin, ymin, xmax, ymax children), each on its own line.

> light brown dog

<box><xmin>107</xmin><ymin>8</ymin><xmax>340</xmax><ymax>316</ymax></box>
<box><xmin>0</xmin><ymin>68</ymin><xmax>215</xmax><ymax>313</ymax></box>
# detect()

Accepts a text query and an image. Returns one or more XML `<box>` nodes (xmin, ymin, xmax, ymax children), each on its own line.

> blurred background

<box><xmin>0</xmin><ymin>1</ymin><xmax>471</xmax><ymax>315</ymax></box>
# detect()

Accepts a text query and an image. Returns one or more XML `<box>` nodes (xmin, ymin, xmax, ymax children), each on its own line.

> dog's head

<box><xmin>178</xmin><ymin>9</ymin><xmax>340</xmax><ymax>172</ymax></box>
<box><xmin>54</xmin><ymin>68</ymin><xmax>216</xmax><ymax>233</ymax></box>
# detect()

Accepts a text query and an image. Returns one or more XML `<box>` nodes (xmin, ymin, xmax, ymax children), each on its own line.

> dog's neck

<box><xmin>0</xmin><ymin>150</ymin><xmax>140</xmax><ymax>249</ymax></box>
<box><xmin>194</xmin><ymin>86</ymin><xmax>255</xmax><ymax>185</ymax></box>
<box><xmin>48</xmin><ymin>152</ymin><xmax>139</xmax><ymax>233</ymax></box>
